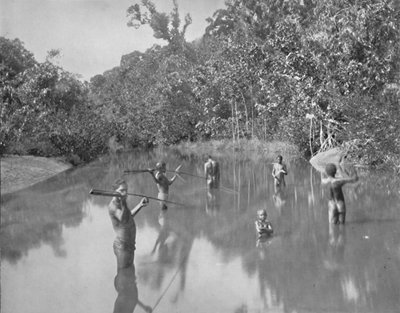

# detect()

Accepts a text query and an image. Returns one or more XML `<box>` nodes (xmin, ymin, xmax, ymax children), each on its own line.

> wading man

<box><xmin>204</xmin><ymin>155</ymin><xmax>220</xmax><ymax>189</ymax></box>
<box><xmin>272</xmin><ymin>155</ymin><xmax>287</xmax><ymax>192</ymax></box>
<box><xmin>108</xmin><ymin>179</ymin><xmax>148</xmax><ymax>269</ymax></box>
<box><xmin>321</xmin><ymin>163</ymin><xmax>358</xmax><ymax>224</ymax></box>
<box><xmin>148</xmin><ymin>162</ymin><xmax>180</xmax><ymax>210</ymax></box>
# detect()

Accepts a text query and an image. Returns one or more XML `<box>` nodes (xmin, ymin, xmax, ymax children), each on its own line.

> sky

<box><xmin>0</xmin><ymin>0</ymin><xmax>226</xmax><ymax>80</ymax></box>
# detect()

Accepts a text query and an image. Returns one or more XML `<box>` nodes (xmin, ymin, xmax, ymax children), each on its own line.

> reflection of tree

<box><xmin>0</xmin><ymin>161</ymin><xmax>108</xmax><ymax>263</ymax></box>
<box><xmin>179</xmin><ymin>154</ymin><xmax>400</xmax><ymax>313</ymax></box>
<box><xmin>238</xmin><ymin>189</ymin><xmax>400</xmax><ymax>313</ymax></box>
<box><xmin>100</xmin><ymin>150</ymin><xmax>400</xmax><ymax>312</ymax></box>
<box><xmin>112</xmin><ymin>150</ymin><xmax>400</xmax><ymax>312</ymax></box>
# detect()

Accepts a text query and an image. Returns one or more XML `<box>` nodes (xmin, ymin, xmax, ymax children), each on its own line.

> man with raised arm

<box><xmin>108</xmin><ymin>179</ymin><xmax>148</xmax><ymax>269</ymax></box>
<box><xmin>147</xmin><ymin>161</ymin><xmax>181</xmax><ymax>211</ymax></box>
<box><xmin>321</xmin><ymin>163</ymin><xmax>358</xmax><ymax>224</ymax></box>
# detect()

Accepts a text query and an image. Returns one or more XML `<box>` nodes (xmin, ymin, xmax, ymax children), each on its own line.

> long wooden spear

<box><xmin>166</xmin><ymin>170</ymin><xmax>206</xmax><ymax>179</ymax></box>
<box><xmin>124</xmin><ymin>168</ymin><xmax>206</xmax><ymax>179</ymax></box>
<box><xmin>89</xmin><ymin>189</ymin><xmax>185</xmax><ymax>206</ymax></box>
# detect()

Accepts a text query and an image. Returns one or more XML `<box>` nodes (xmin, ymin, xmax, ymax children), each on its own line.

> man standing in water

<box><xmin>108</xmin><ymin>179</ymin><xmax>148</xmax><ymax>269</ymax></box>
<box><xmin>204</xmin><ymin>155</ymin><xmax>220</xmax><ymax>189</ymax></box>
<box><xmin>272</xmin><ymin>155</ymin><xmax>287</xmax><ymax>191</ymax></box>
<box><xmin>148</xmin><ymin>162</ymin><xmax>181</xmax><ymax>210</ymax></box>
<box><xmin>321</xmin><ymin>163</ymin><xmax>358</xmax><ymax>224</ymax></box>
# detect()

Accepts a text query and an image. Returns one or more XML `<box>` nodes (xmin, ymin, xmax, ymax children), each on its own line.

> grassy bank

<box><xmin>0</xmin><ymin>155</ymin><xmax>72</xmax><ymax>195</ymax></box>
<box><xmin>173</xmin><ymin>138</ymin><xmax>301</xmax><ymax>161</ymax></box>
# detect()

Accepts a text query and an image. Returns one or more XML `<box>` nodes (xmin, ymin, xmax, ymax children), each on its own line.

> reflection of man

<box><xmin>324</xmin><ymin>224</ymin><xmax>346</xmax><ymax>271</ymax></box>
<box><xmin>205</xmin><ymin>188</ymin><xmax>220</xmax><ymax>216</ymax></box>
<box><xmin>108</xmin><ymin>179</ymin><xmax>148</xmax><ymax>269</ymax></box>
<box><xmin>204</xmin><ymin>155</ymin><xmax>220</xmax><ymax>189</ymax></box>
<box><xmin>113</xmin><ymin>264</ymin><xmax>153</xmax><ymax>313</ymax></box>
<box><xmin>272</xmin><ymin>188</ymin><xmax>286</xmax><ymax>212</ymax></box>
<box><xmin>151</xmin><ymin>210</ymin><xmax>177</xmax><ymax>260</ymax></box>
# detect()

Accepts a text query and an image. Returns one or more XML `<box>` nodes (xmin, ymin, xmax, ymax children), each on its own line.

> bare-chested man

<box><xmin>272</xmin><ymin>155</ymin><xmax>287</xmax><ymax>192</ymax></box>
<box><xmin>148</xmin><ymin>162</ymin><xmax>181</xmax><ymax>210</ymax></box>
<box><xmin>108</xmin><ymin>179</ymin><xmax>148</xmax><ymax>269</ymax></box>
<box><xmin>321</xmin><ymin>163</ymin><xmax>358</xmax><ymax>224</ymax></box>
<box><xmin>204</xmin><ymin>155</ymin><xmax>220</xmax><ymax>189</ymax></box>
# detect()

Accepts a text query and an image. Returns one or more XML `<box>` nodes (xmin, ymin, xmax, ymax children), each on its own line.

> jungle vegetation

<box><xmin>1</xmin><ymin>0</ymin><xmax>399</xmax><ymax>169</ymax></box>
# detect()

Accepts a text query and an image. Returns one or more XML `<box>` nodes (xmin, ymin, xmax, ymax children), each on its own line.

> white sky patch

<box><xmin>1</xmin><ymin>0</ymin><xmax>225</xmax><ymax>80</ymax></box>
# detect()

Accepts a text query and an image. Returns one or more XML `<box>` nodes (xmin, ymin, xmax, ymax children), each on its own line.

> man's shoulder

<box><xmin>108</xmin><ymin>200</ymin><xmax>118</xmax><ymax>214</ymax></box>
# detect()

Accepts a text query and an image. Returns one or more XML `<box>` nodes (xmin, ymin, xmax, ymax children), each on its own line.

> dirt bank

<box><xmin>1</xmin><ymin>155</ymin><xmax>72</xmax><ymax>195</ymax></box>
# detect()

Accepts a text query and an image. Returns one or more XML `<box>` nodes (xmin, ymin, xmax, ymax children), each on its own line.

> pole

<box><xmin>89</xmin><ymin>189</ymin><xmax>185</xmax><ymax>206</ymax></box>
<box><xmin>166</xmin><ymin>170</ymin><xmax>206</xmax><ymax>179</ymax></box>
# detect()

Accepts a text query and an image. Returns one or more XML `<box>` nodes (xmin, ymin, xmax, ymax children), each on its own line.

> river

<box><xmin>1</xmin><ymin>148</ymin><xmax>399</xmax><ymax>313</ymax></box>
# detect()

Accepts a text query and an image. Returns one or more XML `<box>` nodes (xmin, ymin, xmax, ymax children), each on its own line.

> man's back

<box><xmin>155</xmin><ymin>171</ymin><xmax>170</xmax><ymax>194</ymax></box>
<box><xmin>205</xmin><ymin>158</ymin><xmax>220</xmax><ymax>188</ymax></box>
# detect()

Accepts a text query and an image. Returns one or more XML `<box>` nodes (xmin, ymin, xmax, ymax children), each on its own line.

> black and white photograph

<box><xmin>1</xmin><ymin>1</ymin><xmax>400</xmax><ymax>312</ymax></box>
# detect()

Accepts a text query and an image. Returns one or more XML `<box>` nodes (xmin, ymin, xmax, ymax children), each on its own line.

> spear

<box><xmin>166</xmin><ymin>170</ymin><xmax>206</xmax><ymax>179</ymax></box>
<box><xmin>89</xmin><ymin>189</ymin><xmax>185</xmax><ymax>206</ymax></box>
<box><xmin>123</xmin><ymin>169</ymin><xmax>150</xmax><ymax>174</ymax></box>
<box><xmin>124</xmin><ymin>167</ymin><xmax>202</xmax><ymax>180</ymax></box>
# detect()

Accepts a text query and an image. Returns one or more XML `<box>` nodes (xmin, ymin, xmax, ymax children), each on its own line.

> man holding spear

<box><xmin>108</xmin><ymin>179</ymin><xmax>148</xmax><ymax>269</ymax></box>
<box><xmin>147</xmin><ymin>161</ymin><xmax>181</xmax><ymax>211</ymax></box>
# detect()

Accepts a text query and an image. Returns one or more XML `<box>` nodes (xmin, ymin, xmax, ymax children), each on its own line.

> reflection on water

<box><xmin>113</xmin><ymin>264</ymin><xmax>152</xmax><ymax>313</ymax></box>
<box><xmin>2</xmin><ymin>149</ymin><xmax>400</xmax><ymax>313</ymax></box>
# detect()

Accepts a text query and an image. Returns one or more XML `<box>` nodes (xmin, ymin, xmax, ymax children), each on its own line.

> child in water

<box><xmin>321</xmin><ymin>163</ymin><xmax>358</xmax><ymax>224</ymax></box>
<box><xmin>255</xmin><ymin>209</ymin><xmax>273</xmax><ymax>237</ymax></box>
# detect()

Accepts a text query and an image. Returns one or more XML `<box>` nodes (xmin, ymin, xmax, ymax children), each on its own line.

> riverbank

<box><xmin>0</xmin><ymin>155</ymin><xmax>72</xmax><ymax>195</ymax></box>
<box><xmin>174</xmin><ymin>138</ymin><xmax>301</xmax><ymax>161</ymax></box>
<box><xmin>0</xmin><ymin>139</ymin><xmax>300</xmax><ymax>195</ymax></box>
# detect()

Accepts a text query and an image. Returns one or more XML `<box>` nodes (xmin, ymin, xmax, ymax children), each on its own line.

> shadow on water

<box><xmin>1</xmin><ymin>148</ymin><xmax>400</xmax><ymax>313</ymax></box>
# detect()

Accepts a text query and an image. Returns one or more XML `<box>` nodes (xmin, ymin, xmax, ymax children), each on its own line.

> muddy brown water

<box><xmin>1</xmin><ymin>149</ymin><xmax>399</xmax><ymax>313</ymax></box>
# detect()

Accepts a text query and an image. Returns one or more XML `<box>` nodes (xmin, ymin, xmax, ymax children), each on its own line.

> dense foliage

<box><xmin>0</xmin><ymin>38</ymin><xmax>111</xmax><ymax>163</ymax></box>
<box><xmin>1</xmin><ymin>0</ymin><xmax>399</xmax><ymax>169</ymax></box>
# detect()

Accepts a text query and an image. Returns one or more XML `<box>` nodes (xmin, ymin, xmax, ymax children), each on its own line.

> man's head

<box><xmin>325</xmin><ymin>163</ymin><xmax>337</xmax><ymax>177</ymax></box>
<box><xmin>257</xmin><ymin>209</ymin><xmax>267</xmax><ymax>221</ymax></box>
<box><xmin>113</xmin><ymin>179</ymin><xmax>128</xmax><ymax>197</ymax></box>
<box><xmin>156</xmin><ymin>161</ymin><xmax>166</xmax><ymax>172</ymax></box>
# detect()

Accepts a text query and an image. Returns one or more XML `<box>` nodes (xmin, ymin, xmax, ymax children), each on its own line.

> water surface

<box><xmin>1</xmin><ymin>149</ymin><xmax>400</xmax><ymax>313</ymax></box>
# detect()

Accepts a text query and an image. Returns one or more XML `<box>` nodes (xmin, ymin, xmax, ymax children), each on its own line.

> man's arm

<box><xmin>168</xmin><ymin>164</ymin><xmax>181</xmax><ymax>185</ymax></box>
<box><xmin>336</xmin><ymin>173</ymin><xmax>359</xmax><ymax>186</ymax></box>
<box><xmin>320</xmin><ymin>170</ymin><xmax>331</xmax><ymax>185</ymax></box>
<box><xmin>272</xmin><ymin>165</ymin><xmax>277</xmax><ymax>178</ymax></box>
<box><xmin>336</xmin><ymin>165</ymin><xmax>358</xmax><ymax>186</ymax></box>
<box><xmin>109</xmin><ymin>198</ymin><xmax>126</xmax><ymax>221</ymax></box>
<box><xmin>272</xmin><ymin>166</ymin><xmax>280</xmax><ymax>182</ymax></box>
<box><xmin>131</xmin><ymin>197</ymin><xmax>148</xmax><ymax>217</ymax></box>
<box><xmin>168</xmin><ymin>174</ymin><xmax>178</xmax><ymax>185</ymax></box>
<box><xmin>147</xmin><ymin>169</ymin><xmax>161</xmax><ymax>184</ymax></box>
